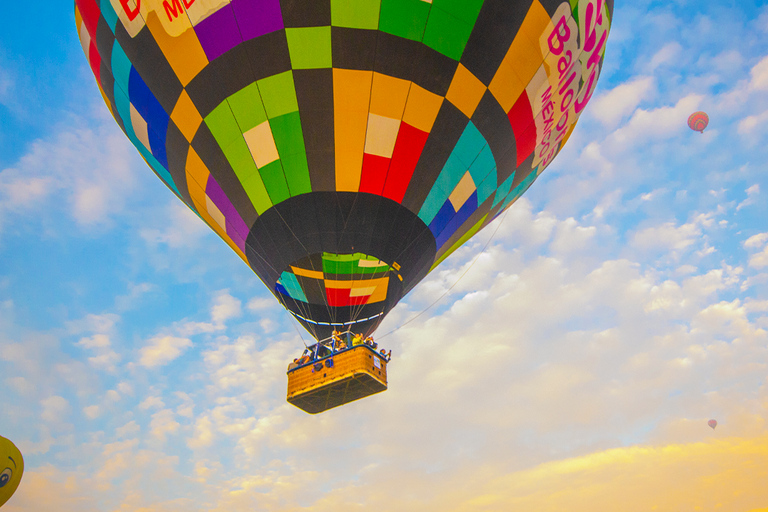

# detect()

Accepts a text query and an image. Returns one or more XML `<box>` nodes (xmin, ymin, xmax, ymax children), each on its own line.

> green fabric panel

<box><xmin>270</xmin><ymin>113</ymin><xmax>311</xmax><ymax>197</ymax></box>
<box><xmin>281</xmin><ymin>152</ymin><xmax>312</xmax><ymax>196</ymax></box>
<box><xmin>379</xmin><ymin>0</ymin><xmax>430</xmax><ymax>40</ymax></box>
<box><xmin>239</xmin><ymin>169</ymin><xmax>273</xmax><ymax>214</ymax></box>
<box><xmin>280</xmin><ymin>271</ymin><xmax>308</xmax><ymax>302</ymax></box>
<box><xmin>431</xmin><ymin>214</ymin><xmax>488</xmax><ymax>269</ymax></box>
<box><xmin>258</xmin><ymin>71</ymin><xmax>299</xmax><ymax>119</ymax></box>
<box><xmin>228</xmin><ymin>82</ymin><xmax>267</xmax><ymax>132</ymax></box>
<box><xmin>502</xmin><ymin>171</ymin><xmax>536</xmax><ymax>210</ymax></box>
<box><xmin>205</xmin><ymin>101</ymin><xmax>243</xmax><ymax>149</ymax></box>
<box><xmin>331</xmin><ymin>0</ymin><xmax>381</xmax><ymax>29</ymax></box>
<box><xmin>467</xmin><ymin>144</ymin><xmax>496</xmax><ymax>203</ymax></box>
<box><xmin>324</xmin><ymin>252</ymin><xmax>362</xmax><ymax>262</ymax></box>
<box><xmin>222</xmin><ymin>140</ymin><xmax>258</xmax><ymax>181</ymax></box>
<box><xmin>285</xmin><ymin>27</ymin><xmax>333</xmax><ymax>69</ymax></box>
<box><xmin>432</xmin><ymin>0</ymin><xmax>483</xmax><ymax>25</ymax></box>
<box><xmin>418</xmin><ymin>122</ymin><xmax>486</xmax><ymax>225</ymax></box>
<box><xmin>324</xmin><ymin>258</ymin><xmax>355</xmax><ymax>274</ymax></box>
<box><xmin>270</xmin><ymin>112</ymin><xmax>305</xmax><ymax>154</ymax></box>
<box><xmin>492</xmin><ymin>172</ymin><xmax>515</xmax><ymax>208</ymax></box>
<box><xmin>422</xmin><ymin>7</ymin><xmax>473</xmax><ymax>61</ymax></box>
<box><xmin>259</xmin><ymin>160</ymin><xmax>291</xmax><ymax>205</ymax></box>
<box><xmin>476</xmin><ymin>167</ymin><xmax>497</xmax><ymax>206</ymax></box>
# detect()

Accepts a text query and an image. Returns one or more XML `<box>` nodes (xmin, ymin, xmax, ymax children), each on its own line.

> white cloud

<box><xmin>66</xmin><ymin>313</ymin><xmax>120</xmax><ymax>335</ymax></box>
<box><xmin>749</xmin><ymin>55</ymin><xmax>768</xmax><ymax>91</ymax></box>
<box><xmin>630</xmin><ymin>221</ymin><xmax>701</xmax><ymax>253</ymax></box>
<box><xmin>748</xmin><ymin>247</ymin><xmax>768</xmax><ymax>269</ymax></box>
<box><xmin>77</xmin><ymin>333</ymin><xmax>111</xmax><ymax>349</ymax></box>
<box><xmin>737</xmin><ymin>184</ymin><xmax>760</xmax><ymax>210</ymax></box>
<box><xmin>744</xmin><ymin>233</ymin><xmax>768</xmax><ymax>249</ymax></box>
<box><xmin>591</xmin><ymin>76</ymin><xmax>654</xmax><ymax>127</ymax></box>
<box><xmin>83</xmin><ymin>405</ymin><xmax>101</xmax><ymax>419</ymax></box>
<box><xmin>0</xmin><ymin>118</ymin><xmax>137</xmax><ymax>232</ymax></box>
<box><xmin>140</xmin><ymin>201</ymin><xmax>209</xmax><ymax>249</ymax></box>
<box><xmin>647</xmin><ymin>42</ymin><xmax>682</xmax><ymax>71</ymax></box>
<box><xmin>40</xmin><ymin>395</ymin><xmax>70</xmax><ymax>423</ymax></box>
<box><xmin>150</xmin><ymin>409</ymin><xmax>180</xmax><ymax>443</ymax></box>
<box><xmin>139</xmin><ymin>335</ymin><xmax>192</xmax><ymax>367</ymax></box>
<box><xmin>138</xmin><ymin>395</ymin><xmax>165</xmax><ymax>411</ymax></box>
<box><xmin>608</xmin><ymin>94</ymin><xmax>704</xmax><ymax>149</ymax></box>
<box><xmin>737</xmin><ymin>108</ymin><xmax>768</xmax><ymax>135</ymax></box>
<box><xmin>210</xmin><ymin>290</ymin><xmax>241</xmax><ymax>326</ymax></box>
<box><xmin>116</xmin><ymin>420</ymin><xmax>140</xmax><ymax>438</ymax></box>
<box><xmin>187</xmin><ymin>415</ymin><xmax>214</xmax><ymax>449</ymax></box>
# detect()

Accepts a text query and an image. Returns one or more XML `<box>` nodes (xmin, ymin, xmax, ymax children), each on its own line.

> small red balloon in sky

<box><xmin>688</xmin><ymin>111</ymin><xmax>709</xmax><ymax>133</ymax></box>
<box><xmin>708</xmin><ymin>419</ymin><xmax>717</xmax><ymax>430</ymax></box>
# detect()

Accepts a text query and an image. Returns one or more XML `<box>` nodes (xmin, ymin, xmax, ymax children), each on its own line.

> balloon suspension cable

<box><xmin>286</xmin><ymin>309</ymin><xmax>309</xmax><ymax>348</ymax></box>
<box><xmin>377</xmin><ymin>204</ymin><xmax>513</xmax><ymax>341</ymax></box>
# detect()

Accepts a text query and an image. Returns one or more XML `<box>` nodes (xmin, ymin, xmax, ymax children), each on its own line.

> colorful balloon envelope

<box><xmin>75</xmin><ymin>0</ymin><xmax>612</xmax><ymax>340</ymax></box>
<box><xmin>0</xmin><ymin>435</ymin><xmax>23</xmax><ymax>508</ymax></box>
<box><xmin>688</xmin><ymin>111</ymin><xmax>709</xmax><ymax>133</ymax></box>
<box><xmin>708</xmin><ymin>419</ymin><xmax>717</xmax><ymax>430</ymax></box>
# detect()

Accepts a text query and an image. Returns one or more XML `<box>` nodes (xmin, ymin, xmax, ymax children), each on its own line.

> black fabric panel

<box><xmin>294</xmin><ymin>69</ymin><xmax>335</xmax><ymax>191</ymax></box>
<box><xmin>240</xmin><ymin>30</ymin><xmax>292</xmax><ymax>82</ymax></box>
<box><xmin>95</xmin><ymin>16</ymin><xmax>114</xmax><ymax>72</ymax></box>
<box><xmin>496</xmin><ymin>144</ymin><xmax>519</xmax><ymax>187</ymax></box>
<box><xmin>280</xmin><ymin>0</ymin><xmax>331</xmax><ymax>27</ymax></box>
<box><xmin>461</xmin><ymin>0</ymin><xmax>531</xmax><ymax>85</ymax></box>
<box><xmin>331</xmin><ymin>27</ymin><xmax>377</xmax><ymax>70</ymax></box>
<box><xmin>373</xmin><ymin>33</ymin><xmax>457</xmax><ymax>97</ymax></box>
<box><xmin>114</xmin><ymin>23</ymin><xmax>182</xmax><ymax>115</ymax></box>
<box><xmin>246</xmin><ymin>192</ymin><xmax>436</xmax><ymax>339</ymax></box>
<box><xmin>164</xmin><ymin>122</ymin><xmax>194</xmax><ymax>207</ymax></box>
<box><xmin>471</xmin><ymin>90</ymin><xmax>517</xmax><ymax>186</ymax></box>
<box><xmin>185</xmin><ymin>44</ymin><xmax>259</xmax><ymax>118</ymax></box>
<box><xmin>190</xmin><ymin>123</ymin><xmax>259</xmax><ymax>227</ymax></box>
<box><xmin>510</xmin><ymin>152</ymin><xmax>536</xmax><ymax>190</ymax></box>
<box><xmin>538</xmin><ymin>0</ymin><xmax>563</xmax><ymax>17</ymax></box>
<box><xmin>401</xmin><ymin>102</ymin><xmax>468</xmax><ymax>212</ymax></box>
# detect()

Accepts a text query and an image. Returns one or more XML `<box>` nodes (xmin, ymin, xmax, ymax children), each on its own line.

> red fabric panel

<box><xmin>507</xmin><ymin>91</ymin><xmax>536</xmax><ymax>166</ymax></box>
<box><xmin>89</xmin><ymin>42</ymin><xmax>102</xmax><ymax>84</ymax></box>
<box><xmin>326</xmin><ymin>287</ymin><xmax>352</xmax><ymax>307</ymax></box>
<box><xmin>359</xmin><ymin>153</ymin><xmax>391</xmax><ymax>195</ymax></box>
<box><xmin>382</xmin><ymin>123</ymin><xmax>429</xmax><ymax>204</ymax></box>
<box><xmin>76</xmin><ymin>0</ymin><xmax>101</xmax><ymax>38</ymax></box>
<box><xmin>348</xmin><ymin>295</ymin><xmax>370</xmax><ymax>307</ymax></box>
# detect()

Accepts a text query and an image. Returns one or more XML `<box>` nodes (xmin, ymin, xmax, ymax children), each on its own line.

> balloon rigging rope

<box><xmin>377</xmin><ymin>203</ymin><xmax>513</xmax><ymax>341</ymax></box>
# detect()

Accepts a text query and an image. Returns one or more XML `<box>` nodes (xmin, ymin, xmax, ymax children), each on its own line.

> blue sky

<box><xmin>3</xmin><ymin>1</ymin><xmax>768</xmax><ymax>511</ymax></box>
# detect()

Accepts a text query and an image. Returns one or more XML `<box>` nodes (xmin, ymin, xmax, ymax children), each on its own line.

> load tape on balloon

<box><xmin>75</xmin><ymin>0</ymin><xmax>612</xmax><ymax>340</ymax></box>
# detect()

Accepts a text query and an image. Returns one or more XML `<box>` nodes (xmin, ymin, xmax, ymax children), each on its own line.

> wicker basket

<box><xmin>287</xmin><ymin>345</ymin><xmax>388</xmax><ymax>414</ymax></box>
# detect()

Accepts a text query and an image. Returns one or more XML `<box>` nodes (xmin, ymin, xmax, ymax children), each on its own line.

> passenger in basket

<box><xmin>288</xmin><ymin>358</ymin><xmax>300</xmax><ymax>371</ymax></box>
<box><xmin>352</xmin><ymin>333</ymin><xmax>364</xmax><ymax>346</ymax></box>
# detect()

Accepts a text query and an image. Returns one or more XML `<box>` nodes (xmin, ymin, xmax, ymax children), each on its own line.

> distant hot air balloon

<box><xmin>688</xmin><ymin>111</ymin><xmax>709</xmax><ymax>133</ymax></box>
<box><xmin>75</xmin><ymin>0</ymin><xmax>612</xmax><ymax>412</ymax></box>
<box><xmin>708</xmin><ymin>419</ymin><xmax>717</xmax><ymax>430</ymax></box>
<box><xmin>0</xmin><ymin>435</ymin><xmax>23</xmax><ymax>508</ymax></box>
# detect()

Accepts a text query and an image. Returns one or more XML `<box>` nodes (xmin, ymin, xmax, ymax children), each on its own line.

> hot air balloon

<box><xmin>75</xmin><ymin>0</ymin><xmax>612</xmax><ymax>412</ymax></box>
<box><xmin>688</xmin><ymin>111</ymin><xmax>709</xmax><ymax>133</ymax></box>
<box><xmin>0</xmin><ymin>435</ymin><xmax>23</xmax><ymax>508</ymax></box>
<box><xmin>708</xmin><ymin>419</ymin><xmax>717</xmax><ymax>430</ymax></box>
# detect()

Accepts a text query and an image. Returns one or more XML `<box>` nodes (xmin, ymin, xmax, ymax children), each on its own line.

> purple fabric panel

<box><xmin>227</xmin><ymin>221</ymin><xmax>247</xmax><ymax>252</ymax></box>
<box><xmin>232</xmin><ymin>0</ymin><xmax>283</xmax><ymax>41</ymax></box>
<box><xmin>194</xmin><ymin>4</ymin><xmax>242</xmax><ymax>61</ymax></box>
<box><xmin>205</xmin><ymin>176</ymin><xmax>250</xmax><ymax>246</ymax></box>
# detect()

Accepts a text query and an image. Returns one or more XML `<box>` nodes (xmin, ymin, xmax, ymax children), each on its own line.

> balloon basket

<box><xmin>287</xmin><ymin>345</ymin><xmax>388</xmax><ymax>414</ymax></box>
